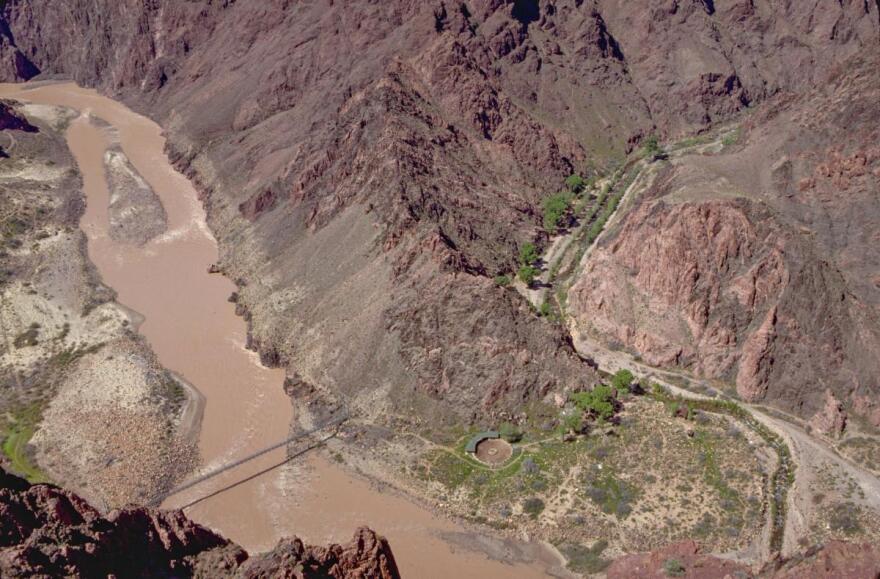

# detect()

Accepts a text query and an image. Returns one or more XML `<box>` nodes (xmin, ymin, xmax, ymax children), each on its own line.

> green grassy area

<box><xmin>1</xmin><ymin>401</ymin><xmax>49</xmax><ymax>483</ymax></box>
<box><xmin>417</xmin><ymin>389</ymin><xmax>769</xmax><ymax>566</ymax></box>
<box><xmin>692</xmin><ymin>430</ymin><xmax>739</xmax><ymax>504</ymax></box>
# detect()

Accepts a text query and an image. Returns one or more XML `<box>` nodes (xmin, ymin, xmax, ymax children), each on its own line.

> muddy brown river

<box><xmin>0</xmin><ymin>82</ymin><xmax>561</xmax><ymax>578</ymax></box>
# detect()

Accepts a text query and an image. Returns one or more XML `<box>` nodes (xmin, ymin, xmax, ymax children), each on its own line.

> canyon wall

<box><xmin>1</xmin><ymin>0</ymin><xmax>877</xmax><ymax>426</ymax></box>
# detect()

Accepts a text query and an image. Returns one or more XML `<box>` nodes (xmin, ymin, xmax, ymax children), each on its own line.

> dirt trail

<box><xmin>0</xmin><ymin>81</ymin><xmax>563</xmax><ymax>578</ymax></box>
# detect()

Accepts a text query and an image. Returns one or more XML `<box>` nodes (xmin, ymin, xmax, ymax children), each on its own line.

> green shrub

<box><xmin>558</xmin><ymin>412</ymin><xmax>585</xmax><ymax>435</ymax></box>
<box><xmin>571</xmin><ymin>385</ymin><xmax>616</xmax><ymax>422</ymax></box>
<box><xmin>542</xmin><ymin>190</ymin><xmax>573</xmax><ymax>231</ymax></box>
<box><xmin>13</xmin><ymin>326</ymin><xmax>39</xmax><ymax>348</ymax></box>
<box><xmin>519</xmin><ymin>242</ymin><xmax>539</xmax><ymax>266</ymax></box>
<box><xmin>518</xmin><ymin>265</ymin><xmax>540</xmax><ymax>286</ymax></box>
<box><xmin>561</xmin><ymin>540</ymin><xmax>610</xmax><ymax>574</ymax></box>
<box><xmin>642</xmin><ymin>134</ymin><xmax>664</xmax><ymax>161</ymax></box>
<box><xmin>583</xmin><ymin>469</ymin><xmax>639</xmax><ymax>518</ymax></box>
<box><xmin>565</xmin><ymin>174</ymin><xmax>586</xmax><ymax>193</ymax></box>
<box><xmin>721</xmin><ymin>128</ymin><xmax>741</xmax><ymax>147</ymax></box>
<box><xmin>663</xmin><ymin>558</ymin><xmax>685</xmax><ymax>577</ymax></box>
<box><xmin>539</xmin><ymin>301</ymin><xmax>552</xmax><ymax>317</ymax></box>
<box><xmin>494</xmin><ymin>275</ymin><xmax>511</xmax><ymax>287</ymax></box>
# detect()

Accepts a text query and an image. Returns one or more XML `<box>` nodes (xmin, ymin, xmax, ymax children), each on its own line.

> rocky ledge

<box><xmin>0</xmin><ymin>468</ymin><xmax>400</xmax><ymax>578</ymax></box>
<box><xmin>607</xmin><ymin>539</ymin><xmax>880</xmax><ymax>579</ymax></box>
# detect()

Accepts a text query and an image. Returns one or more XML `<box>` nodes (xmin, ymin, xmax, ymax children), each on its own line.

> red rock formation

<box><xmin>0</xmin><ymin>469</ymin><xmax>400</xmax><ymax>578</ymax></box>
<box><xmin>808</xmin><ymin>389</ymin><xmax>847</xmax><ymax>438</ymax></box>
<box><xmin>608</xmin><ymin>539</ymin><xmax>880</xmax><ymax>578</ymax></box>
<box><xmin>606</xmin><ymin>540</ymin><xmax>753</xmax><ymax>578</ymax></box>
<box><xmin>239</xmin><ymin>529</ymin><xmax>400</xmax><ymax>579</ymax></box>
<box><xmin>736</xmin><ymin>305</ymin><xmax>777</xmax><ymax>402</ymax></box>
<box><xmin>766</xmin><ymin>540</ymin><xmax>880</xmax><ymax>579</ymax></box>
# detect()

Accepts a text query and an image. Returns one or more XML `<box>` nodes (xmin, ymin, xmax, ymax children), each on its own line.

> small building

<box><xmin>465</xmin><ymin>431</ymin><xmax>499</xmax><ymax>453</ymax></box>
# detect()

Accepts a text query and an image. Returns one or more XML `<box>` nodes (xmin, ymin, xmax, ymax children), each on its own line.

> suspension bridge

<box><xmin>147</xmin><ymin>414</ymin><xmax>348</xmax><ymax>509</ymax></box>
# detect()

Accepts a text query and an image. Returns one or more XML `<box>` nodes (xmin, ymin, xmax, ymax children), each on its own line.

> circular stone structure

<box><xmin>474</xmin><ymin>438</ymin><xmax>513</xmax><ymax>466</ymax></box>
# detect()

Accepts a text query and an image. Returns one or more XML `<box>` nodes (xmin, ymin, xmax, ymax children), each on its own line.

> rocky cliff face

<box><xmin>606</xmin><ymin>539</ymin><xmax>880</xmax><ymax>579</ymax></box>
<box><xmin>0</xmin><ymin>468</ymin><xmax>400</xmax><ymax>579</ymax></box>
<box><xmin>0</xmin><ymin>0</ymin><xmax>876</xmax><ymax>425</ymax></box>
<box><xmin>570</xmin><ymin>52</ymin><xmax>880</xmax><ymax>424</ymax></box>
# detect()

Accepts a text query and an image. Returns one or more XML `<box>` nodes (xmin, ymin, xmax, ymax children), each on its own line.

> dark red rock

<box><xmin>0</xmin><ymin>469</ymin><xmax>400</xmax><ymax>579</ymax></box>
<box><xmin>607</xmin><ymin>539</ymin><xmax>880</xmax><ymax>578</ymax></box>
<box><xmin>606</xmin><ymin>540</ymin><xmax>753</xmax><ymax>578</ymax></box>
<box><xmin>239</xmin><ymin>528</ymin><xmax>400</xmax><ymax>579</ymax></box>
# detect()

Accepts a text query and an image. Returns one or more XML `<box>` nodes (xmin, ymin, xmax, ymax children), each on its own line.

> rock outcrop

<box><xmin>606</xmin><ymin>540</ymin><xmax>752</xmax><ymax>578</ymax></box>
<box><xmin>766</xmin><ymin>540</ymin><xmax>880</xmax><ymax>579</ymax></box>
<box><xmin>607</xmin><ymin>539</ymin><xmax>880</xmax><ymax>579</ymax></box>
<box><xmin>808</xmin><ymin>389</ymin><xmax>847</xmax><ymax>438</ymax></box>
<box><xmin>0</xmin><ymin>0</ymin><xmax>876</xmax><ymax>427</ymax></box>
<box><xmin>0</xmin><ymin>468</ymin><xmax>400</xmax><ymax>579</ymax></box>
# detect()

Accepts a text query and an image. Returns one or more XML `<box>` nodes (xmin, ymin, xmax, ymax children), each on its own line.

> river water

<box><xmin>0</xmin><ymin>82</ymin><xmax>557</xmax><ymax>578</ymax></box>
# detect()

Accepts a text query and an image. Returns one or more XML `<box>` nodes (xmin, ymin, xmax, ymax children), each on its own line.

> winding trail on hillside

<box><xmin>0</xmin><ymin>81</ymin><xmax>568</xmax><ymax>579</ymax></box>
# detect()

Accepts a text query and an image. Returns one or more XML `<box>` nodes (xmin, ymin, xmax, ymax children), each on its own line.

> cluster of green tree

<box><xmin>542</xmin><ymin>173</ymin><xmax>594</xmax><ymax>232</ymax></box>
<box><xmin>610</xmin><ymin>369</ymin><xmax>634</xmax><ymax>395</ymax></box>
<box><xmin>571</xmin><ymin>384</ymin><xmax>616</xmax><ymax>422</ymax></box>
<box><xmin>518</xmin><ymin>242</ymin><xmax>540</xmax><ymax>286</ymax></box>
<box><xmin>562</xmin><ymin>370</ymin><xmax>636</xmax><ymax>435</ymax></box>
<box><xmin>542</xmin><ymin>190</ymin><xmax>574</xmax><ymax>231</ymax></box>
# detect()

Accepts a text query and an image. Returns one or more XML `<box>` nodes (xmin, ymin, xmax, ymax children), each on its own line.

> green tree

<box><xmin>518</xmin><ymin>265</ymin><xmax>540</xmax><ymax>286</ymax></box>
<box><xmin>523</xmin><ymin>497</ymin><xmax>545</xmax><ymax>518</ymax></box>
<box><xmin>539</xmin><ymin>301</ymin><xmax>552</xmax><ymax>317</ymax></box>
<box><xmin>565</xmin><ymin>174</ymin><xmax>586</xmax><ymax>193</ymax></box>
<box><xmin>542</xmin><ymin>190</ymin><xmax>573</xmax><ymax>231</ymax></box>
<box><xmin>611</xmin><ymin>369</ymin><xmax>634</xmax><ymax>395</ymax></box>
<box><xmin>571</xmin><ymin>385</ymin><xmax>616</xmax><ymax>422</ymax></box>
<box><xmin>519</xmin><ymin>242</ymin><xmax>539</xmax><ymax>266</ymax></box>
<box><xmin>558</xmin><ymin>411</ymin><xmax>584</xmax><ymax>435</ymax></box>
<box><xmin>642</xmin><ymin>135</ymin><xmax>664</xmax><ymax>161</ymax></box>
<box><xmin>494</xmin><ymin>275</ymin><xmax>511</xmax><ymax>287</ymax></box>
